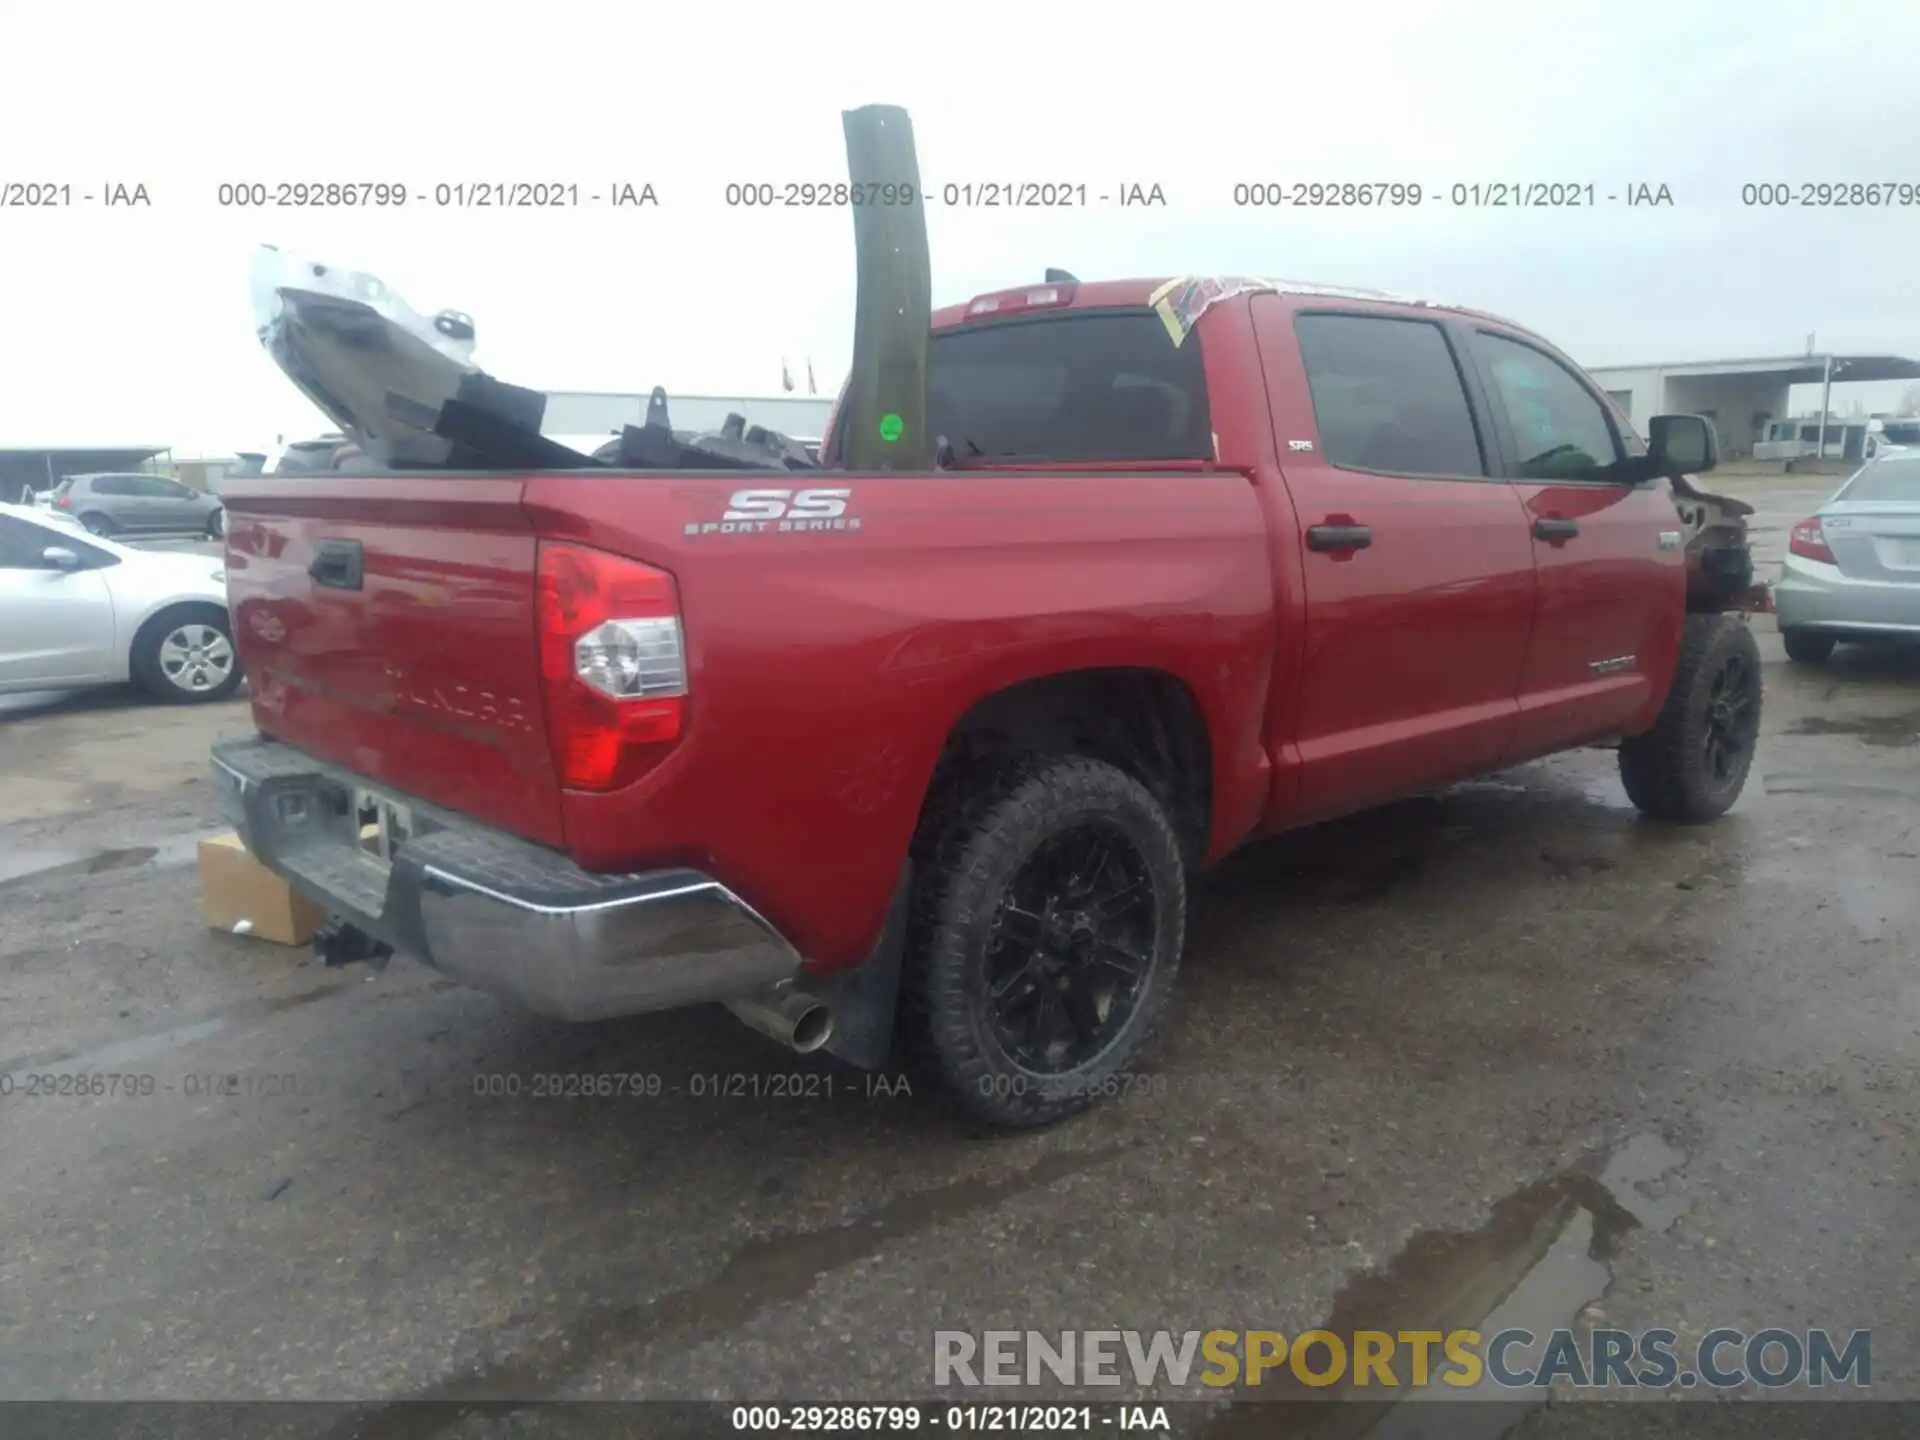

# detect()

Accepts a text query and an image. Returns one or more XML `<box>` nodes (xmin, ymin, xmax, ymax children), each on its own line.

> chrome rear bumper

<box><xmin>208</xmin><ymin>737</ymin><xmax>801</xmax><ymax>1021</ymax></box>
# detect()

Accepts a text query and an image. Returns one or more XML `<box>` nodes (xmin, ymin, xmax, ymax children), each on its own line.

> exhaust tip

<box><xmin>790</xmin><ymin>1003</ymin><xmax>833</xmax><ymax>1054</ymax></box>
<box><xmin>723</xmin><ymin>990</ymin><xmax>835</xmax><ymax>1055</ymax></box>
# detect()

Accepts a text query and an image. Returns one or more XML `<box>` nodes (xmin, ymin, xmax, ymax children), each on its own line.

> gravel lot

<box><xmin>0</xmin><ymin>480</ymin><xmax>1914</xmax><ymax>1434</ymax></box>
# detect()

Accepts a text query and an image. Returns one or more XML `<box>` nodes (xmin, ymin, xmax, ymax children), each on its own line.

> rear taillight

<box><xmin>535</xmin><ymin>542</ymin><xmax>687</xmax><ymax>791</ymax></box>
<box><xmin>1788</xmin><ymin>516</ymin><xmax>1835</xmax><ymax>564</ymax></box>
<box><xmin>54</xmin><ymin>493</ymin><xmax>71</xmax><ymax>509</ymax></box>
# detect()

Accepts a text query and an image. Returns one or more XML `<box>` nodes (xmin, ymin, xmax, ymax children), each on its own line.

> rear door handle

<box><xmin>308</xmin><ymin>539</ymin><xmax>364</xmax><ymax>591</ymax></box>
<box><xmin>1306</xmin><ymin>523</ymin><xmax>1373</xmax><ymax>553</ymax></box>
<box><xmin>1532</xmin><ymin>517</ymin><xmax>1580</xmax><ymax>542</ymax></box>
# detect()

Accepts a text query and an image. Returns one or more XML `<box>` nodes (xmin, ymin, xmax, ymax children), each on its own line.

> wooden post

<box><xmin>839</xmin><ymin>104</ymin><xmax>932</xmax><ymax>471</ymax></box>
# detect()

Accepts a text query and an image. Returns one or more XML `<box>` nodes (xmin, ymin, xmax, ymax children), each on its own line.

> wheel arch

<box><xmin>127</xmin><ymin>597</ymin><xmax>233</xmax><ymax>673</ymax></box>
<box><xmin>910</xmin><ymin>666</ymin><xmax>1214</xmax><ymax>871</ymax></box>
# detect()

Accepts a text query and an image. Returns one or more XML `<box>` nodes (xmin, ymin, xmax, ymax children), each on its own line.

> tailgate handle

<box><xmin>308</xmin><ymin>540</ymin><xmax>364</xmax><ymax>591</ymax></box>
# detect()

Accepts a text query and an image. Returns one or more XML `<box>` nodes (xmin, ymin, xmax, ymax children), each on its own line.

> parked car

<box><xmin>1775</xmin><ymin>451</ymin><xmax>1920</xmax><ymax>662</ymax></box>
<box><xmin>211</xmin><ymin>274</ymin><xmax>1763</xmax><ymax>1127</ymax></box>
<box><xmin>0</xmin><ymin>503</ymin><xmax>241</xmax><ymax>703</ymax></box>
<box><xmin>264</xmin><ymin>435</ymin><xmax>354</xmax><ymax>475</ymax></box>
<box><xmin>50</xmin><ymin>472</ymin><xmax>225</xmax><ymax>539</ymax></box>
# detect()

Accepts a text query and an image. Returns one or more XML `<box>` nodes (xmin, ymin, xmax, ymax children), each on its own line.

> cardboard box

<box><xmin>198</xmin><ymin>832</ymin><xmax>327</xmax><ymax>947</ymax></box>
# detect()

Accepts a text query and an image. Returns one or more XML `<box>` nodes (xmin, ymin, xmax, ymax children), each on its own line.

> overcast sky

<box><xmin>6</xmin><ymin>0</ymin><xmax>1919</xmax><ymax>455</ymax></box>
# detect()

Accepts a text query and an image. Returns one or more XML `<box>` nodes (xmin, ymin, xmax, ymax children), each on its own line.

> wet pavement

<box><xmin>0</xmin><ymin>474</ymin><xmax>1915</xmax><ymax>1431</ymax></box>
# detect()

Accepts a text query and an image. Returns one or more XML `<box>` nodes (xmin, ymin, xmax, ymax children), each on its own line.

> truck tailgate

<box><xmin>221</xmin><ymin>476</ymin><xmax>566</xmax><ymax>847</ymax></box>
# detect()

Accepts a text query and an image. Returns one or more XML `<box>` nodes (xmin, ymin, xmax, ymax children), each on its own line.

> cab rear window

<box><xmin>922</xmin><ymin>310</ymin><xmax>1212</xmax><ymax>463</ymax></box>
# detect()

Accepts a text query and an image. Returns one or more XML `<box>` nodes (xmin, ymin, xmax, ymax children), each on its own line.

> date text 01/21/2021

<box><xmin>209</xmin><ymin>181</ymin><xmax>658</xmax><ymax>208</ymax></box>
<box><xmin>1229</xmin><ymin>181</ymin><xmax>1676</xmax><ymax>208</ymax></box>
<box><xmin>465</xmin><ymin>1071</ymin><xmax>1174</xmax><ymax>1102</ymax></box>
<box><xmin>467</xmin><ymin>1071</ymin><xmax>913</xmax><ymax>1100</ymax></box>
<box><xmin>729</xmin><ymin>1404</ymin><xmax>1167</xmax><ymax>1432</ymax></box>
<box><xmin>722</xmin><ymin>181</ymin><xmax>1168</xmax><ymax>208</ymax></box>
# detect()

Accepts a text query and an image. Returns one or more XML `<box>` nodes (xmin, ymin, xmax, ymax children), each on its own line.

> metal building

<box><xmin>1585</xmin><ymin>354</ymin><xmax>1920</xmax><ymax>461</ymax></box>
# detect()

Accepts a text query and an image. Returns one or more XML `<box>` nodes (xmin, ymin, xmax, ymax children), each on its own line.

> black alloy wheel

<box><xmin>1619</xmin><ymin>614</ymin><xmax>1764</xmax><ymax>823</ymax></box>
<box><xmin>981</xmin><ymin>818</ymin><xmax>1158</xmax><ymax>1075</ymax></box>
<box><xmin>1702</xmin><ymin>649</ymin><xmax>1760</xmax><ymax>787</ymax></box>
<box><xmin>900</xmin><ymin>755</ymin><xmax>1187</xmax><ymax>1128</ymax></box>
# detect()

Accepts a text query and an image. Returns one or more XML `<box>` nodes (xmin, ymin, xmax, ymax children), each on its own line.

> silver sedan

<box><xmin>1775</xmin><ymin>453</ymin><xmax>1920</xmax><ymax>663</ymax></box>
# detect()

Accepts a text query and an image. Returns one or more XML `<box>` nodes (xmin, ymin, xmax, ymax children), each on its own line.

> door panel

<box><xmin>1467</xmin><ymin>329</ymin><xmax>1684</xmax><ymax>752</ymax></box>
<box><xmin>91</xmin><ymin>478</ymin><xmax>147</xmax><ymax>529</ymax></box>
<box><xmin>1253</xmin><ymin>298</ymin><xmax>1537</xmax><ymax>825</ymax></box>
<box><xmin>150</xmin><ymin>478</ymin><xmax>203</xmax><ymax>530</ymax></box>
<box><xmin>0</xmin><ymin>518</ymin><xmax>116</xmax><ymax>689</ymax></box>
<box><xmin>1510</xmin><ymin>481</ymin><xmax>1684</xmax><ymax>749</ymax></box>
<box><xmin>1283</xmin><ymin>469</ymin><xmax>1538</xmax><ymax>818</ymax></box>
<box><xmin>135</xmin><ymin>476</ymin><xmax>185</xmax><ymax>529</ymax></box>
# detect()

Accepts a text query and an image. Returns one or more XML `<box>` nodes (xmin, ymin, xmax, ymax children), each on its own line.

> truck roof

<box><xmin>932</xmin><ymin>275</ymin><xmax>1518</xmax><ymax>333</ymax></box>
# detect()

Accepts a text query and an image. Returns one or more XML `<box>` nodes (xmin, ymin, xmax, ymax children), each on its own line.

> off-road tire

<box><xmin>130</xmin><ymin>603</ymin><xmax>244</xmax><ymax>704</ymax></box>
<box><xmin>899</xmin><ymin>755</ymin><xmax>1187</xmax><ymax>1128</ymax></box>
<box><xmin>1619</xmin><ymin>614</ymin><xmax>1763</xmax><ymax>823</ymax></box>
<box><xmin>1781</xmin><ymin>628</ymin><xmax>1835</xmax><ymax>665</ymax></box>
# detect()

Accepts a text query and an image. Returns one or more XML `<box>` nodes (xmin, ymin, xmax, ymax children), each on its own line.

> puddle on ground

<box><xmin>0</xmin><ymin>833</ymin><xmax>212</xmax><ymax>890</ymax></box>
<box><xmin>1764</xmin><ymin>770</ymin><xmax>1920</xmax><ymax>802</ymax></box>
<box><xmin>1203</xmin><ymin>1133</ymin><xmax>1688</xmax><ymax>1439</ymax></box>
<box><xmin>312</xmin><ymin>1147</ymin><xmax>1123</xmax><ymax>1437</ymax></box>
<box><xmin>1786</xmin><ymin>712</ymin><xmax>1920</xmax><ymax>748</ymax></box>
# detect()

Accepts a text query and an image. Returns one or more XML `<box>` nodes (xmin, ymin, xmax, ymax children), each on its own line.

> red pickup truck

<box><xmin>211</xmin><ymin>274</ymin><xmax>1762</xmax><ymax>1127</ymax></box>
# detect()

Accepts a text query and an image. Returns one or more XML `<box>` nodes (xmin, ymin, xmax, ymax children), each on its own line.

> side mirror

<box><xmin>42</xmin><ymin>546</ymin><xmax>81</xmax><ymax>570</ymax></box>
<box><xmin>1646</xmin><ymin>414</ymin><xmax>1719</xmax><ymax>477</ymax></box>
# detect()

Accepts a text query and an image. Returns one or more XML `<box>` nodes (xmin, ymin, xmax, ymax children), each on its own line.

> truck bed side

<box><xmin>222</xmin><ymin>468</ymin><xmax>1277</xmax><ymax>971</ymax></box>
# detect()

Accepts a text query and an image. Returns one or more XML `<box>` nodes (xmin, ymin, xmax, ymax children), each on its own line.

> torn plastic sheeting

<box><xmin>1147</xmin><ymin>275</ymin><xmax>1438</xmax><ymax>347</ymax></box>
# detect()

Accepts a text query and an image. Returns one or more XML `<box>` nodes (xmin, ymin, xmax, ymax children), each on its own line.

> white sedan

<box><xmin>0</xmin><ymin>502</ymin><xmax>241</xmax><ymax>703</ymax></box>
<box><xmin>1774</xmin><ymin>454</ymin><xmax>1920</xmax><ymax>663</ymax></box>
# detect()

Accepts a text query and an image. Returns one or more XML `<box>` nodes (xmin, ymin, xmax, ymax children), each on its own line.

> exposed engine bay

<box><xmin>248</xmin><ymin>247</ymin><xmax>818</xmax><ymax>475</ymax></box>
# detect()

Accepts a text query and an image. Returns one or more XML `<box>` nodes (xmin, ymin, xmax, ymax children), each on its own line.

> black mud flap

<box><xmin>810</xmin><ymin>864</ymin><xmax>911</xmax><ymax>1071</ymax></box>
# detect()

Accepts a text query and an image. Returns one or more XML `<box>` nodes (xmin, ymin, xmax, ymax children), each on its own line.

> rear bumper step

<box><xmin>209</xmin><ymin>737</ymin><xmax>802</xmax><ymax>1021</ymax></box>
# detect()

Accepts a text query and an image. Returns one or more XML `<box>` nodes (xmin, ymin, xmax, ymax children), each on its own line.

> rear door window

<box><xmin>923</xmin><ymin>310</ymin><xmax>1212</xmax><ymax>462</ymax></box>
<box><xmin>89</xmin><ymin>476</ymin><xmax>133</xmax><ymax>496</ymax></box>
<box><xmin>1292</xmin><ymin>313</ymin><xmax>1487</xmax><ymax>477</ymax></box>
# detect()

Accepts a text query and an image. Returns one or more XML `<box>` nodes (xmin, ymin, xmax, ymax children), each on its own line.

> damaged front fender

<box><xmin>1669</xmin><ymin>473</ymin><xmax>1763</xmax><ymax>613</ymax></box>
